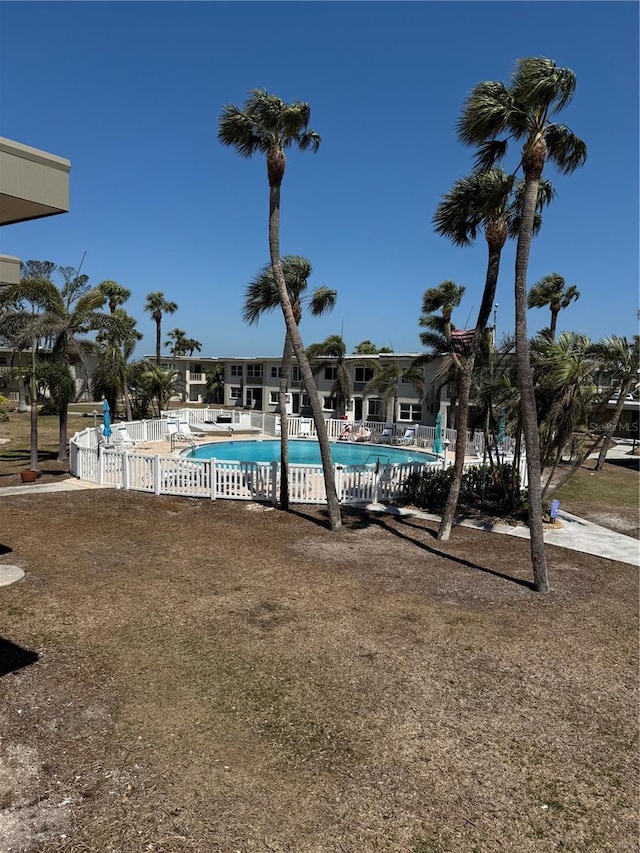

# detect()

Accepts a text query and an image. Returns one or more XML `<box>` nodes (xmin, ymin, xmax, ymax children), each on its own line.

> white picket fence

<box><xmin>69</xmin><ymin>412</ymin><xmax>523</xmax><ymax>505</ymax></box>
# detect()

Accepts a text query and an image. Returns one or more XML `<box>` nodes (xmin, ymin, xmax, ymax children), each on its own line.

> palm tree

<box><xmin>93</xmin><ymin>309</ymin><xmax>142</xmax><ymax>420</ymax></box>
<box><xmin>528</xmin><ymin>273</ymin><xmax>580</xmax><ymax>340</ymax></box>
<box><xmin>243</xmin><ymin>255</ymin><xmax>336</xmax><ymax>510</ymax></box>
<box><xmin>432</xmin><ymin>169</ymin><xmax>554</xmax><ymax>541</ymax></box>
<box><xmin>98</xmin><ymin>280</ymin><xmax>132</xmax><ymax>315</ymax></box>
<box><xmin>531</xmin><ymin>332</ymin><xmax>596</xmax><ymax>496</ymax></box>
<box><xmin>363</xmin><ymin>360</ymin><xmax>424</xmax><ymax>423</ymax></box>
<box><xmin>419</xmin><ymin>280</ymin><xmax>465</xmax><ymax>343</ymax></box>
<box><xmin>204</xmin><ymin>364</ymin><xmax>225</xmax><ymax>404</ymax></box>
<box><xmin>306</xmin><ymin>335</ymin><xmax>353</xmax><ymax>417</ymax></box>
<box><xmin>218</xmin><ymin>88</ymin><xmax>341</xmax><ymax>530</ymax></box>
<box><xmin>458</xmin><ymin>57</ymin><xmax>587</xmax><ymax>592</ymax></box>
<box><xmin>354</xmin><ymin>340</ymin><xmax>379</xmax><ymax>355</ymax></box>
<box><xmin>589</xmin><ymin>335</ymin><xmax>640</xmax><ymax>470</ymax></box>
<box><xmin>138</xmin><ymin>363</ymin><xmax>181</xmax><ymax>417</ymax></box>
<box><xmin>144</xmin><ymin>292</ymin><xmax>178</xmax><ymax>365</ymax></box>
<box><xmin>0</xmin><ymin>269</ymin><xmax>105</xmax><ymax>462</ymax></box>
<box><xmin>165</xmin><ymin>328</ymin><xmax>187</xmax><ymax>362</ymax></box>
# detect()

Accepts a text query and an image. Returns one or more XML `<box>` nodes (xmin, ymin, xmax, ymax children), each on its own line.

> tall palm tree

<box><xmin>306</xmin><ymin>334</ymin><xmax>353</xmax><ymax>417</ymax></box>
<box><xmin>243</xmin><ymin>255</ymin><xmax>336</xmax><ymax>510</ymax></box>
<box><xmin>458</xmin><ymin>57</ymin><xmax>587</xmax><ymax>592</ymax></box>
<box><xmin>432</xmin><ymin>169</ymin><xmax>554</xmax><ymax>541</ymax></box>
<box><xmin>144</xmin><ymin>291</ymin><xmax>178</xmax><ymax>365</ymax></box>
<box><xmin>98</xmin><ymin>280</ymin><xmax>132</xmax><ymax>315</ymax></box>
<box><xmin>218</xmin><ymin>88</ymin><xmax>341</xmax><ymax>530</ymax></box>
<box><xmin>528</xmin><ymin>272</ymin><xmax>580</xmax><ymax>340</ymax></box>
<box><xmin>165</xmin><ymin>328</ymin><xmax>188</xmax><ymax>362</ymax></box>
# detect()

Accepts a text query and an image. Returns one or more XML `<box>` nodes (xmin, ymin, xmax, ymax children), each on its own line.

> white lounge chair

<box><xmin>398</xmin><ymin>426</ymin><xmax>417</xmax><ymax>446</ymax></box>
<box><xmin>372</xmin><ymin>426</ymin><xmax>395</xmax><ymax>444</ymax></box>
<box><xmin>298</xmin><ymin>418</ymin><xmax>312</xmax><ymax>437</ymax></box>
<box><xmin>350</xmin><ymin>424</ymin><xmax>372</xmax><ymax>442</ymax></box>
<box><xmin>178</xmin><ymin>419</ymin><xmax>205</xmax><ymax>439</ymax></box>
<box><xmin>113</xmin><ymin>424</ymin><xmax>144</xmax><ymax>448</ymax></box>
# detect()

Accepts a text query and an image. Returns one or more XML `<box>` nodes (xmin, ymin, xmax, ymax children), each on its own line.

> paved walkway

<box><xmin>0</xmin><ymin>441</ymin><xmax>637</xmax><ymax>567</ymax></box>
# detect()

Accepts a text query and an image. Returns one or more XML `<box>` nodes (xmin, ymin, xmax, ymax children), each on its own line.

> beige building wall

<box><xmin>0</xmin><ymin>138</ymin><xmax>70</xmax><ymax>225</ymax></box>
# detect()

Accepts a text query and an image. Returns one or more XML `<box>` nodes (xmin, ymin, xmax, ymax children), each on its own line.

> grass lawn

<box><xmin>0</xmin><ymin>411</ymin><xmax>638</xmax><ymax>852</ymax></box>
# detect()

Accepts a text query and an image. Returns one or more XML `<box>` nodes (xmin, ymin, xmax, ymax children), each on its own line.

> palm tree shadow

<box><xmin>0</xmin><ymin>638</ymin><xmax>39</xmax><ymax>677</ymax></box>
<box><xmin>355</xmin><ymin>509</ymin><xmax>535</xmax><ymax>590</ymax></box>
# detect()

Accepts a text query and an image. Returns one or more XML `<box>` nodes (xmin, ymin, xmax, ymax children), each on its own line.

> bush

<box><xmin>403</xmin><ymin>462</ymin><xmax>526</xmax><ymax>517</ymax></box>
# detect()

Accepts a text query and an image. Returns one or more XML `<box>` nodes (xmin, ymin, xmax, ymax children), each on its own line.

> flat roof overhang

<box><xmin>0</xmin><ymin>137</ymin><xmax>70</xmax><ymax>226</ymax></box>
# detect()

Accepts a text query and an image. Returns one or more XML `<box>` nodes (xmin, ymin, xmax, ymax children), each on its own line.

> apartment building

<box><xmin>157</xmin><ymin>352</ymin><xmax>449</xmax><ymax>428</ymax></box>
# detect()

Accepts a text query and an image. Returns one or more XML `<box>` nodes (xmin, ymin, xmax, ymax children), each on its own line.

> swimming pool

<box><xmin>188</xmin><ymin>439</ymin><xmax>436</xmax><ymax>466</ymax></box>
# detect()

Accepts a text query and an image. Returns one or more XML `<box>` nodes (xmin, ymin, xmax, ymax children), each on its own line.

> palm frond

<box><xmin>457</xmin><ymin>80</ymin><xmax>514</xmax><ymax>146</ymax></box>
<box><xmin>544</xmin><ymin>124</ymin><xmax>587</xmax><ymax>174</ymax></box>
<box><xmin>473</xmin><ymin>139</ymin><xmax>509</xmax><ymax>171</ymax></box>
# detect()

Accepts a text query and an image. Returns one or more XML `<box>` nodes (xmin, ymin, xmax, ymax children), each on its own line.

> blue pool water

<box><xmin>188</xmin><ymin>439</ymin><xmax>435</xmax><ymax>466</ymax></box>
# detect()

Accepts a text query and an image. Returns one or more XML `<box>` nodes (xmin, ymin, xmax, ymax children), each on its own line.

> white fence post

<box><xmin>334</xmin><ymin>465</ymin><xmax>343</xmax><ymax>502</ymax></box>
<box><xmin>154</xmin><ymin>456</ymin><xmax>161</xmax><ymax>495</ymax></box>
<box><xmin>210</xmin><ymin>459</ymin><xmax>216</xmax><ymax>500</ymax></box>
<box><xmin>122</xmin><ymin>452</ymin><xmax>130</xmax><ymax>491</ymax></box>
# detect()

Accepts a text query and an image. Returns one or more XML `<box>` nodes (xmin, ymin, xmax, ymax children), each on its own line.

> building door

<box><xmin>245</xmin><ymin>388</ymin><xmax>263</xmax><ymax>410</ymax></box>
<box><xmin>354</xmin><ymin>398</ymin><xmax>363</xmax><ymax>421</ymax></box>
<box><xmin>291</xmin><ymin>393</ymin><xmax>301</xmax><ymax>414</ymax></box>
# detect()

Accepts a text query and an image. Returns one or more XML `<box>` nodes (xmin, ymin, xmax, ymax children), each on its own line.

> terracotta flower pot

<box><xmin>20</xmin><ymin>470</ymin><xmax>38</xmax><ymax>483</ymax></box>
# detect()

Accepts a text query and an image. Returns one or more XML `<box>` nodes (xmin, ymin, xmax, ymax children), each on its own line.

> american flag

<box><xmin>450</xmin><ymin>329</ymin><xmax>476</xmax><ymax>353</ymax></box>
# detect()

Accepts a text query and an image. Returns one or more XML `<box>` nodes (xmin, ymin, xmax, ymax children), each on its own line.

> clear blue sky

<box><xmin>1</xmin><ymin>1</ymin><xmax>638</xmax><ymax>360</ymax></box>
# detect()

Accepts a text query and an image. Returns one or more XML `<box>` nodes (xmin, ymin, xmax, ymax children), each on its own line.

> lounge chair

<box><xmin>113</xmin><ymin>424</ymin><xmax>144</xmax><ymax>448</ymax></box>
<box><xmin>350</xmin><ymin>424</ymin><xmax>372</xmax><ymax>442</ymax></box>
<box><xmin>177</xmin><ymin>419</ymin><xmax>205</xmax><ymax>439</ymax></box>
<box><xmin>398</xmin><ymin>426</ymin><xmax>417</xmax><ymax>446</ymax></box>
<box><xmin>372</xmin><ymin>426</ymin><xmax>395</xmax><ymax>444</ymax></box>
<box><xmin>298</xmin><ymin>418</ymin><xmax>312</xmax><ymax>437</ymax></box>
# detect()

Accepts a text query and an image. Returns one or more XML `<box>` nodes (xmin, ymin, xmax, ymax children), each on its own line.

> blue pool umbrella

<box><xmin>432</xmin><ymin>411</ymin><xmax>443</xmax><ymax>455</ymax></box>
<box><xmin>497</xmin><ymin>412</ymin><xmax>506</xmax><ymax>445</ymax></box>
<box><xmin>102</xmin><ymin>399</ymin><xmax>112</xmax><ymax>439</ymax></box>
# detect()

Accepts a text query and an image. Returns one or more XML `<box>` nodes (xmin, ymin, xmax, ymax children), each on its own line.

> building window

<box><xmin>301</xmin><ymin>393</ymin><xmax>311</xmax><ymax>408</ymax></box>
<box><xmin>367</xmin><ymin>399</ymin><xmax>384</xmax><ymax>419</ymax></box>
<box><xmin>229</xmin><ymin>386</ymin><xmax>241</xmax><ymax>400</ymax></box>
<box><xmin>191</xmin><ymin>363</ymin><xmax>202</xmax><ymax>374</ymax></box>
<box><xmin>355</xmin><ymin>367</ymin><xmax>374</xmax><ymax>383</ymax></box>
<box><xmin>291</xmin><ymin>365</ymin><xmax>300</xmax><ymax>383</ymax></box>
<box><xmin>269</xmin><ymin>391</ymin><xmax>279</xmax><ymax>405</ymax></box>
<box><xmin>246</xmin><ymin>364</ymin><xmax>263</xmax><ymax>379</ymax></box>
<box><xmin>323</xmin><ymin>396</ymin><xmax>336</xmax><ymax>410</ymax></box>
<box><xmin>230</xmin><ymin>364</ymin><xmax>243</xmax><ymax>377</ymax></box>
<box><xmin>271</xmin><ymin>366</ymin><xmax>283</xmax><ymax>378</ymax></box>
<box><xmin>399</xmin><ymin>403</ymin><xmax>422</xmax><ymax>421</ymax></box>
<box><xmin>324</xmin><ymin>367</ymin><xmax>337</xmax><ymax>381</ymax></box>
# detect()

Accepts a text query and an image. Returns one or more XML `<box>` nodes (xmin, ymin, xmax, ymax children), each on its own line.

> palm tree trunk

<box><xmin>124</xmin><ymin>379</ymin><xmax>133</xmax><ymax>422</ymax></box>
<box><xmin>58</xmin><ymin>405</ymin><xmax>69</xmax><ymax>462</ymax></box>
<box><xmin>279</xmin><ymin>332</ymin><xmax>293</xmax><ymax>510</ymax></box>
<box><xmin>549</xmin><ymin>308</ymin><xmax>558</xmax><ymax>341</ymax></box>
<box><xmin>438</xmin><ymin>232</ymin><xmax>505</xmax><ymax>541</ymax></box>
<box><xmin>155</xmin><ymin>318</ymin><xmax>162</xmax><ymax>366</ymax></box>
<box><xmin>267</xmin><ymin>179</ymin><xmax>342</xmax><ymax>531</ymax></box>
<box><xmin>515</xmin><ymin>153</ymin><xmax>549</xmax><ymax>593</ymax></box>
<box><xmin>438</xmin><ymin>361</ymin><xmax>472</xmax><ymax>539</ymax></box>
<box><xmin>29</xmin><ymin>343</ymin><xmax>39</xmax><ymax>472</ymax></box>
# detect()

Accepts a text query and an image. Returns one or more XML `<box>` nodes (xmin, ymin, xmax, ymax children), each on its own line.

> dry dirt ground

<box><xmin>0</xmin><ymin>484</ymin><xmax>638</xmax><ymax>853</ymax></box>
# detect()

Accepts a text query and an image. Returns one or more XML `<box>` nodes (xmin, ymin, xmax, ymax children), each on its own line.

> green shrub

<box><xmin>403</xmin><ymin>462</ymin><xmax>526</xmax><ymax>517</ymax></box>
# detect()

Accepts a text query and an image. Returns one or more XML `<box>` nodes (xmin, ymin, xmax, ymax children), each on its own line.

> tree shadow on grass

<box><xmin>292</xmin><ymin>505</ymin><xmax>535</xmax><ymax>590</ymax></box>
<box><xmin>0</xmin><ymin>638</ymin><xmax>39</xmax><ymax>677</ymax></box>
